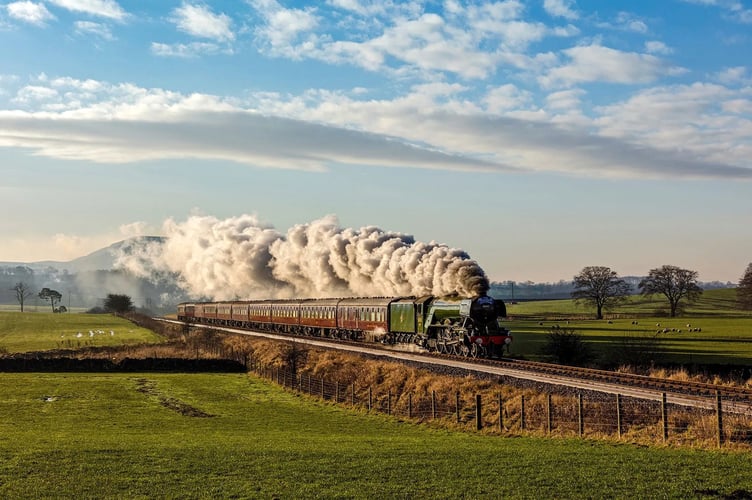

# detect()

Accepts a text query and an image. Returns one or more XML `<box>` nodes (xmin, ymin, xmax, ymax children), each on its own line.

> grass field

<box><xmin>505</xmin><ymin>288</ymin><xmax>751</xmax><ymax>318</ymax></box>
<box><xmin>0</xmin><ymin>372</ymin><xmax>751</xmax><ymax>499</ymax></box>
<box><xmin>503</xmin><ymin>289</ymin><xmax>752</xmax><ymax>365</ymax></box>
<box><xmin>0</xmin><ymin>311</ymin><xmax>164</xmax><ymax>353</ymax></box>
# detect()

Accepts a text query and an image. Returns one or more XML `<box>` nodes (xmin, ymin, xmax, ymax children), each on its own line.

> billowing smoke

<box><xmin>114</xmin><ymin>214</ymin><xmax>489</xmax><ymax>300</ymax></box>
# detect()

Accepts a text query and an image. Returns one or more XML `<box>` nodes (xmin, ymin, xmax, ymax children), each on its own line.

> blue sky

<box><xmin>0</xmin><ymin>0</ymin><xmax>750</xmax><ymax>283</ymax></box>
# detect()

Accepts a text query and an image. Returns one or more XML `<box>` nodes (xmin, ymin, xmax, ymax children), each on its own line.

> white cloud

<box><xmin>353</xmin><ymin>13</ymin><xmax>499</xmax><ymax>79</ymax></box>
<box><xmin>47</xmin><ymin>0</ymin><xmax>126</xmax><ymax>20</ymax></box>
<box><xmin>545</xmin><ymin>88</ymin><xmax>584</xmax><ymax>110</ymax></box>
<box><xmin>715</xmin><ymin>66</ymin><xmax>748</xmax><ymax>84</ymax></box>
<box><xmin>250</xmin><ymin>0</ymin><xmax>319</xmax><ymax>58</ymax></box>
<box><xmin>169</xmin><ymin>3</ymin><xmax>234</xmax><ymax>42</ymax></box>
<box><xmin>151</xmin><ymin>41</ymin><xmax>227</xmax><ymax>58</ymax></box>
<box><xmin>249</xmin><ymin>0</ymin><xmax>574</xmax><ymax>80</ymax></box>
<box><xmin>483</xmin><ymin>84</ymin><xmax>534</xmax><ymax>113</ymax></box>
<box><xmin>595</xmin><ymin>83</ymin><xmax>752</xmax><ymax>168</ymax></box>
<box><xmin>12</xmin><ymin>85</ymin><xmax>59</xmax><ymax>105</ymax></box>
<box><xmin>543</xmin><ymin>0</ymin><xmax>578</xmax><ymax>20</ymax></box>
<box><xmin>596</xmin><ymin>11</ymin><xmax>649</xmax><ymax>33</ymax></box>
<box><xmin>645</xmin><ymin>41</ymin><xmax>672</xmax><ymax>55</ymax></box>
<box><xmin>74</xmin><ymin>20</ymin><xmax>114</xmax><ymax>40</ymax></box>
<box><xmin>6</xmin><ymin>1</ymin><xmax>55</xmax><ymax>25</ymax></box>
<box><xmin>541</xmin><ymin>44</ymin><xmax>686</xmax><ymax>87</ymax></box>
<box><xmin>326</xmin><ymin>0</ymin><xmax>390</xmax><ymax>16</ymax></box>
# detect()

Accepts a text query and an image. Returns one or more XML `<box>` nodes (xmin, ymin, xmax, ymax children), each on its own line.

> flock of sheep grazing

<box><xmin>652</xmin><ymin>322</ymin><xmax>702</xmax><ymax>334</ymax></box>
<box><xmin>61</xmin><ymin>329</ymin><xmax>116</xmax><ymax>339</ymax></box>
<box><xmin>539</xmin><ymin>320</ymin><xmax>703</xmax><ymax>334</ymax></box>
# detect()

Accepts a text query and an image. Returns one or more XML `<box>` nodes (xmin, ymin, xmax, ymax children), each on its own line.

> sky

<box><xmin>0</xmin><ymin>0</ymin><xmax>750</xmax><ymax>285</ymax></box>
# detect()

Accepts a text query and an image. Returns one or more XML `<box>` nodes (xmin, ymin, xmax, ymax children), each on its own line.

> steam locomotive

<box><xmin>177</xmin><ymin>294</ymin><xmax>512</xmax><ymax>358</ymax></box>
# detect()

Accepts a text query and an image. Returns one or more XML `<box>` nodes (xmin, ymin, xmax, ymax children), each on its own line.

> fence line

<box><xmin>247</xmin><ymin>358</ymin><xmax>752</xmax><ymax>448</ymax></box>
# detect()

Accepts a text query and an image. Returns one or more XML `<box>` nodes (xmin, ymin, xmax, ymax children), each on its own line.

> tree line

<box><xmin>9</xmin><ymin>282</ymin><xmax>134</xmax><ymax>314</ymax></box>
<box><xmin>572</xmin><ymin>263</ymin><xmax>752</xmax><ymax>319</ymax></box>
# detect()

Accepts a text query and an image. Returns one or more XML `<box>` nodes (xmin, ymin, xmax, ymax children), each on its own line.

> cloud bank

<box><xmin>0</xmin><ymin>76</ymin><xmax>750</xmax><ymax>180</ymax></box>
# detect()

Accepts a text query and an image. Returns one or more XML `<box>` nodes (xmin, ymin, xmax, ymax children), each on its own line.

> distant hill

<box><xmin>0</xmin><ymin>236</ymin><xmax>166</xmax><ymax>274</ymax></box>
<box><xmin>0</xmin><ymin>236</ymin><xmax>179</xmax><ymax>312</ymax></box>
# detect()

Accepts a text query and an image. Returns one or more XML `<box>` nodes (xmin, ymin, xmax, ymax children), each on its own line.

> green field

<box><xmin>0</xmin><ymin>372</ymin><xmax>750</xmax><ymax>499</ymax></box>
<box><xmin>0</xmin><ymin>312</ymin><xmax>164</xmax><ymax>353</ymax></box>
<box><xmin>503</xmin><ymin>289</ymin><xmax>752</xmax><ymax>365</ymax></box>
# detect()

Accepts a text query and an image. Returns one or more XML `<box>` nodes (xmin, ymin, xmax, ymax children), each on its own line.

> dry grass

<box><xmin>221</xmin><ymin>333</ymin><xmax>752</xmax><ymax>449</ymax></box>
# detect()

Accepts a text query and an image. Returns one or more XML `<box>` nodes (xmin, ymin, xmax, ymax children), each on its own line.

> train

<box><xmin>177</xmin><ymin>294</ymin><xmax>512</xmax><ymax>358</ymax></box>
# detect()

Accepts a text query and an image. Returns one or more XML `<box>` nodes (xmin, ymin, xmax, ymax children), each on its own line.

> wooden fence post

<box><xmin>351</xmin><ymin>383</ymin><xmax>355</xmax><ymax>406</ymax></box>
<box><xmin>320</xmin><ymin>377</ymin><xmax>325</xmax><ymax>399</ymax></box>
<box><xmin>408</xmin><ymin>393</ymin><xmax>413</xmax><ymax>419</ymax></box>
<box><xmin>432</xmin><ymin>391</ymin><xmax>437</xmax><ymax>420</ymax></box>
<box><xmin>578</xmin><ymin>394</ymin><xmax>584</xmax><ymax>437</ymax></box>
<box><xmin>476</xmin><ymin>394</ymin><xmax>482</xmax><ymax>431</ymax></box>
<box><xmin>368</xmin><ymin>386</ymin><xmax>372</xmax><ymax>411</ymax></box>
<box><xmin>616</xmin><ymin>394</ymin><xmax>622</xmax><ymax>438</ymax></box>
<box><xmin>520</xmin><ymin>395</ymin><xmax>526</xmax><ymax>431</ymax></box>
<box><xmin>387</xmin><ymin>390</ymin><xmax>391</xmax><ymax>415</ymax></box>
<box><xmin>335</xmin><ymin>381</ymin><xmax>339</xmax><ymax>403</ymax></box>
<box><xmin>661</xmin><ymin>393</ymin><xmax>668</xmax><ymax>442</ymax></box>
<box><xmin>456</xmin><ymin>391</ymin><xmax>461</xmax><ymax>423</ymax></box>
<box><xmin>716</xmin><ymin>391</ymin><xmax>724</xmax><ymax>447</ymax></box>
<box><xmin>546</xmin><ymin>394</ymin><xmax>552</xmax><ymax>435</ymax></box>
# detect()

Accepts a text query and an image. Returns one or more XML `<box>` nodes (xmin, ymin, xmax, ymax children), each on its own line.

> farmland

<box><xmin>503</xmin><ymin>289</ymin><xmax>752</xmax><ymax>366</ymax></box>
<box><xmin>1</xmin><ymin>372</ymin><xmax>752</xmax><ymax>499</ymax></box>
<box><xmin>1</xmin><ymin>292</ymin><xmax>752</xmax><ymax>498</ymax></box>
<box><xmin>0</xmin><ymin>312</ymin><xmax>164</xmax><ymax>353</ymax></box>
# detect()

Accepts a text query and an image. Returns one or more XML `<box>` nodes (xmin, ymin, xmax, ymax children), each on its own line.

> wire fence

<box><xmin>249</xmin><ymin>359</ymin><xmax>752</xmax><ymax>448</ymax></box>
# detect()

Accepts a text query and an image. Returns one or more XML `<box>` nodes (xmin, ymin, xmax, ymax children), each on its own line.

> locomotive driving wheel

<box><xmin>470</xmin><ymin>343</ymin><xmax>480</xmax><ymax>358</ymax></box>
<box><xmin>457</xmin><ymin>343</ymin><xmax>470</xmax><ymax>357</ymax></box>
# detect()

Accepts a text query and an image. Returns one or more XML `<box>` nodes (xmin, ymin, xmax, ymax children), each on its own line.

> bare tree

<box><xmin>571</xmin><ymin>266</ymin><xmax>631</xmax><ymax>319</ymax></box>
<box><xmin>38</xmin><ymin>287</ymin><xmax>63</xmax><ymax>312</ymax></box>
<box><xmin>11</xmin><ymin>282</ymin><xmax>33</xmax><ymax>312</ymax></box>
<box><xmin>738</xmin><ymin>263</ymin><xmax>752</xmax><ymax>310</ymax></box>
<box><xmin>639</xmin><ymin>265</ymin><xmax>702</xmax><ymax>317</ymax></box>
<box><xmin>281</xmin><ymin>342</ymin><xmax>309</xmax><ymax>377</ymax></box>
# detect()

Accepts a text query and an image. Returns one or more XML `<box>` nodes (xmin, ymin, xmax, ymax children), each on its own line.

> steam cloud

<box><xmin>114</xmin><ymin>214</ymin><xmax>490</xmax><ymax>300</ymax></box>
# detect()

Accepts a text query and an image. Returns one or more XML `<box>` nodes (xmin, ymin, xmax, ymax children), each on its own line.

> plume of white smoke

<box><xmin>114</xmin><ymin>214</ymin><xmax>489</xmax><ymax>300</ymax></box>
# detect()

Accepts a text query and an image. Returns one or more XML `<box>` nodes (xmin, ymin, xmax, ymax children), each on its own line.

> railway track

<box><xmin>162</xmin><ymin>319</ymin><xmax>752</xmax><ymax>413</ymax></box>
<box><xmin>485</xmin><ymin>358</ymin><xmax>752</xmax><ymax>403</ymax></box>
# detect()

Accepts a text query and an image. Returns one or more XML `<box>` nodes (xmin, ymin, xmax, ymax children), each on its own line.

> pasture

<box><xmin>0</xmin><ymin>311</ymin><xmax>164</xmax><ymax>353</ymax></box>
<box><xmin>503</xmin><ymin>289</ymin><xmax>752</xmax><ymax>365</ymax></box>
<box><xmin>1</xmin><ymin>372</ymin><xmax>751</xmax><ymax>499</ymax></box>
